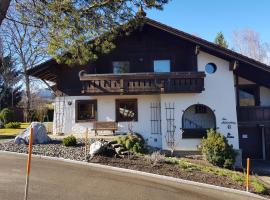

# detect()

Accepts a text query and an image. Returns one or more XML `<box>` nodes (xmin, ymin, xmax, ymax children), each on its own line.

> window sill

<box><xmin>116</xmin><ymin>120</ymin><xmax>138</xmax><ymax>123</ymax></box>
<box><xmin>76</xmin><ymin>119</ymin><xmax>97</xmax><ymax>123</ymax></box>
<box><xmin>182</xmin><ymin>129</ymin><xmax>207</xmax><ymax>139</ymax></box>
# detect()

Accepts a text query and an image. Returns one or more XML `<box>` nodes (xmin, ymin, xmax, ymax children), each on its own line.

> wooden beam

<box><xmin>41</xmin><ymin>79</ymin><xmax>57</xmax><ymax>96</ymax></box>
<box><xmin>81</xmin><ymin>72</ymin><xmax>205</xmax><ymax>95</ymax></box>
<box><xmin>80</xmin><ymin>72</ymin><xmax>205</xmax><ymax>81</ymax></box>
<box><xmin>229</xmin><ymin>60</ymin><xmax>239</xmax><ymax>71</ymax></box>
<box><xmin>195</xmin><ymin>45</ymin><xmax>200</xmax><ymax>55</ymax></box>
<box><xmin>42</xmin><ymin>74</ymin><xmax>57</xmax><ymax>81</ymax></box>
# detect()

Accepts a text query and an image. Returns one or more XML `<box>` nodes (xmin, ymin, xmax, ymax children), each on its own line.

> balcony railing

<box><xmin>237</xmin><ymin>106</ymin><xmax>270</xmax><ymax>123</ymax></box>
<box><xmin>79</xmin><ymin>72</ymin><xmax>205</xmax><ymax>95</ymax></box>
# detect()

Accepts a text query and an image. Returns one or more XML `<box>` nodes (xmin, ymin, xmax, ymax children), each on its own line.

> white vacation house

<box><xmin>28</xmin><ymin>18</ymin><xmax>270</xmax><ymax>161</ymax></box>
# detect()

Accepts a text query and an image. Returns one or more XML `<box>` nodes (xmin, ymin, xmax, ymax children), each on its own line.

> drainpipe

<box><xmin>259</xmin><ymin>124</ymin><xmax>266</xmax><ymax>160</ymax></box>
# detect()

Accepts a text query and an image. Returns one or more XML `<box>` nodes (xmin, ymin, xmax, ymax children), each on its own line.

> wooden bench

<box><xmin>92</xmin><ymin>121</ymin><xmax>118</xmax><ymax>136</ymax></box>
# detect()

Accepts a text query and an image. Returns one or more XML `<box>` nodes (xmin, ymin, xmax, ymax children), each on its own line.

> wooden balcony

<box><xmin>237</xmin><ymin>106</ymin><xmax>270</xmax><ymax>125</ymax></box>
<box><xmin>80</xmin><ymin>72</ymin><xmax>205</xmax><ymax>95</ymax></box>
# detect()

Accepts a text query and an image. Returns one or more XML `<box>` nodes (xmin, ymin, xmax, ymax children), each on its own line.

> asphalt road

<box><xmin>0</xmin><ymin>152</ymin><xmax>264</xmax><ymax>200</ymax></box>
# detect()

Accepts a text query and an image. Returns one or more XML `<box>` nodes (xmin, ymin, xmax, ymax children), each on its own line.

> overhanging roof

<box><xmin>144</xmin><ymin>18</ymin><xmax>270</xmax><ymax>73</ymax></box>
<box><xmin>28</xmin><ymin>17</ymin><xmax>270</xmax><ymax>82</ymax></box>
<box><xmin>27</xmin><ymin>59</ymin><xmax>58</xmax><ymax>82</ymax></box>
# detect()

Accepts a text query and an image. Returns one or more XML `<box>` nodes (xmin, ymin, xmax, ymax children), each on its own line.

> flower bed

<box><xmin>0</xmin><ymin>139</ymin><xmax>269</xmax><ymax>197</ymax></box>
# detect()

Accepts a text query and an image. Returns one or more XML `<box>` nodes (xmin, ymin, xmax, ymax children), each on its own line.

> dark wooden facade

<box><xmin>36</xmin><ymin>24</ymin><xmax>201</xmax><ymax>96</ymax></box>
<box><xmin>94</xmin><ymin>24</ymin><xmax>198</xmax><ymax>74</ymax></box>
<box><xmin>28</xmin><ymin>18</ymin><xmax>270</xmax><ymax>96</ymax></box>
<box><xmin>237</xmin><ymin>98</ymin><xmax>270</xmax><ymax>160</ymax></box>
<box><xmin>237</xmin><ymin>106</ymin><xmax>270</xmax><ymax>125</ymax></box>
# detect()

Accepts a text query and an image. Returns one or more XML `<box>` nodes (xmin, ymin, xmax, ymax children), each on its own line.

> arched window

<box><xmin>182</xmin><ymin>104</ymin><xmax>216</xmax><ymax>138</ymax></box>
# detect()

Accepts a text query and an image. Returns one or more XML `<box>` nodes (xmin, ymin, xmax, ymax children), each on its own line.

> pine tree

<box><xmin>214</xmin><ymin>32</ymin><xmax>229</xmax><ymax>48</ymax></box>
<box><xmin>0</xmin><ymin>56</ymin><xmax>22</xmax><ymax>109</ymax></box>
<box><xmin>14</xmin><ymin>0</ymin><xmax>169</xmax><ymax>65</ymax></box>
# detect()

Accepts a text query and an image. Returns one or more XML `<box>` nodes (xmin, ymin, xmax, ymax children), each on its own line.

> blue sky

<box><xmin>146</xmin><ymin>0</ymin><xmax>270</xmax><ymax>46</ymax></box>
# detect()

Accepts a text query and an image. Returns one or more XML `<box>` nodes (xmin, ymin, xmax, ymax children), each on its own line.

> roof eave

<box><xmin>145</xmin><ymin>18</ymin><xmax>270</xmax><ymax>72</ymax></box>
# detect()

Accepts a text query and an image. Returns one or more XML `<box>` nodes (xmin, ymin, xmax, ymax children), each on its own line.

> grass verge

<box><xmin>0</xmin><ymin>123</ymin><xmax>30</xmax><ymax>136</ymax></box>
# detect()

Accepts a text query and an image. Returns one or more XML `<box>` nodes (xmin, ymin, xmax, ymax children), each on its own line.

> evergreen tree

<box><xmin>13</xmin><ymin>0</ymin><xmax>169</xmax><ymax>65</ymax></box>
<box><xmin>214</xmin><ymin>32</ymin><xmax>229</xmax><ymax>48</ymax></box>
<box><xmin>0</xmin><ymin>56</ymin><xmax>22</xmax><ymax>109</ymax></box>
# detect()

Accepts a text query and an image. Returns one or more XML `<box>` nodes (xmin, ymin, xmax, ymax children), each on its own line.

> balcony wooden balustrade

<box><xmin>237</xmin><ymin>106</ymin><xmax>270</xmax><ymax>124</ymax></box>
<box><xmin>80</xmin><ymin>72</ymin><xmax>205</xmax><ymax>95</ymax></box>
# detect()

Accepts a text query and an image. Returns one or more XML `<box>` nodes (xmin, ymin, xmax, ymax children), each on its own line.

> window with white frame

<box><xmin>154</xmin><ymin>60</ymin><xmax>171</xmax><ymax>72</ymax></box>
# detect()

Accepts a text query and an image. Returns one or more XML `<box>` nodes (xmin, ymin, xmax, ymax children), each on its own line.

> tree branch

<box><xmin>0</xmin><ymin>0</ymin><xmax>10</xmax><ymax>25</ymax></box>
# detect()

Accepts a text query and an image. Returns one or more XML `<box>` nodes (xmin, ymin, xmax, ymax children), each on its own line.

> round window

<box><xmin>205</xmin><ymin>63</ymin><xmax>217</xmax><ymax>74</ymax></box>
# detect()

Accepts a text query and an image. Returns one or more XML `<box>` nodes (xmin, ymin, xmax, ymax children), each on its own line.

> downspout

<box><xmin>259</xmin><ymin>124</ymin><xmax>266</xmax><ymax>160</ymax></box>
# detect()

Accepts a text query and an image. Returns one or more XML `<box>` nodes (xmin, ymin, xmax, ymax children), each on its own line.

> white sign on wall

<box><xmin>221</xmin><ymin>117</ymin><xmax>236</xmax><ymax>139</ymax></box>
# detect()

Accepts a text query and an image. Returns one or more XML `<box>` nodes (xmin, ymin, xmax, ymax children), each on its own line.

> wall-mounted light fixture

<box><xmin>68</xmin><ymin>101</ymin><xmax>72</xmax><ymax>106</ymax></box>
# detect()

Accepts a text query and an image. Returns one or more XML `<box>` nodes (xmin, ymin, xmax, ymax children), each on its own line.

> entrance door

<box><xmin>239</xmin><ymin>127</ymin><xmax>263</xmax><ymax>159</ymax></box>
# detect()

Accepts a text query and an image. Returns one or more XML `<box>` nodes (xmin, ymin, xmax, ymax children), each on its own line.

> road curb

<box><xmin>0</xmin><ymin>150</ymin><xmax>266</xmax><ymax>199</ymax></box>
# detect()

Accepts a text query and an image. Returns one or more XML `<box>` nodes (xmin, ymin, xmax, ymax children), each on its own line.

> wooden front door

<box><xmin>239</xmin><ymin>127</ymin><xmax>263</xmax><ymax>159</ymax></box>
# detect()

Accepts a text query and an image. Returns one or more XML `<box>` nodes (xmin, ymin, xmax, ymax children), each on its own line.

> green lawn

<box><xmin>0</xmin><ymin>123</ymin><xmax>30</xmax><ymax>136</ymax></box>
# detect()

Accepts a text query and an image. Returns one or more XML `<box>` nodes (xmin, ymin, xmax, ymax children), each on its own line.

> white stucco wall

<box><xmin>53</xmin><ymin>51</ymin><xmax>239</xmax><ymax>151</ymax></box>
<box><xmin>160</xmin><ymin>51</ymin><xmax>239</xmax><ymax>150</ymax></box>
<box><xmin>53</xmin><ymin>95</ymin><xmax>162</xmax><ymax>147</ymax></box>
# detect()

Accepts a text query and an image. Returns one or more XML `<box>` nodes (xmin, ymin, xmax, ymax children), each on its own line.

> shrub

<box><xmin>145</xmin><ymin>151</ymin><xmax>166</xmax><ymax>165</ymax></box>
<box><xmin>252</xmin><ymin>179</ymin><xmax>267</xmax><ymax>194</ymax></box>
<box><xmin>200</xmin><ymin>129</ymin><xmax>236</xmax><ymax>169</ymax></box>
<box><xmin>179</xmin><ymin>160</ymin><xmax>201</xmax><ymax>172</ymax></box>
<box><xmin>62</xmin><ymin>135</ymin><xmax>77</xmax><ymax>147</ymax></box>
<box><xmin>132</xmin><ymin>142</ymin><xmax>142</xmax><ymax>153</ymax></box>
<box><xmin>125</xmin><ymin>139</ymin><xmax>133</xmax><ymax>150</ymax></box>
<box><xmin>231</xmin><ymin>173</ymin><xmax>244</xmax><ymax>184</ymax></box>
<box><xmin>4</xmin><ymin>122</ymin><xmax>21</xmax><ymax>129</ymax></box>
<box><xmin>0</xmin><ymin>108</ymin><xmax>14</xmax><ymax>124</ymax></box>
<box><xmin>116</xmin><ymin>135</ymin><xmax>128</xmax><ymax>146</ymax></box>
<box><xmin>165</xmin><ymin>157</ymin><xmax>179</xmax><ymax>165</ymax></box>
<box><xmin>116</xmin><ymin>133</ymin><xmax>145</xmax><ymax>154</ymax></box>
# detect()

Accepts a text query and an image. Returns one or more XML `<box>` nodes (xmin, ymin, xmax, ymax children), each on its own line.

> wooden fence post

<box><xmin>246</xmin><ymin>158</ymin><xmax>250</xmax><ymax>192</ymax></box>
<box><xmin>85</xmin><ymin>128</ymin><xmax>89</xmax><ymax>161</ymax></box>
<box><xmin>24</xmin><ymin>126</ymin><xmax>33</xmax><ymax>200</ymax></box>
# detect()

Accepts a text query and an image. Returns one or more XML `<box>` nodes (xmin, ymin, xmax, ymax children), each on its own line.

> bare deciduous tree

<box><xmin>232</xmin><ymin>29</ymin><xmax>270</xmax><ymax>65</ymax></box>
<box><xmin>0</xmin><ymin>0</ymin><xmax>10</xmax><ymax>25</ymax></box>
<box><xmin>19</xmin><ymin>84</ymin><xmax>52</xmax><ymax>121</ymax></box>
<box><xmin>1</xmin><ymin>5</ymin><xmax>47</xmax><ymax>120</ymax></box>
